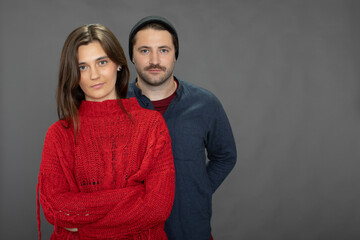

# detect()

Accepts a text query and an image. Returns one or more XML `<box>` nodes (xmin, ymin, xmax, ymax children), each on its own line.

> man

<box><xmin>127</xmin><ymin>16</ymin><xmax>237</xmax><ymax>240</ymax></box>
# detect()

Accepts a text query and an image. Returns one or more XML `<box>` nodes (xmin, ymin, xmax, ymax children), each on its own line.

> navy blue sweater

<box><xmin>128</xmin><ymin>78</ymin><xmax>237</xmax><ymax>240</ymax></box>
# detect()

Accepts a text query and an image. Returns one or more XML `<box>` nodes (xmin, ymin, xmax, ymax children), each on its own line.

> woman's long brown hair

<box><xmin>57</xmin><ymin>24</ymin><xmax>130</xmax><ymax>135</ymax></box>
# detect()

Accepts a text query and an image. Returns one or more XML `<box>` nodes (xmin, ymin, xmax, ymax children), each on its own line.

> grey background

<box><xmin>1</xmin><ymin>0</ymin><xmax>359</xmax><ymax>239</ymax></box>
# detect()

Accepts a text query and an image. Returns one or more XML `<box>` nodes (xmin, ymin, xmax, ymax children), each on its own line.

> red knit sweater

<box><xmin>37</xmin><ymin>98</ymin><xmax>175</xmax><ymax>239</ymax></box>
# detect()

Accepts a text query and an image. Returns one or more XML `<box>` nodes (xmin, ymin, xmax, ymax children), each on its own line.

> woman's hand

<box><xmin>64</xmin><ymin>227</ymin><xmax>78</xmax><ymax>232</ymax></box>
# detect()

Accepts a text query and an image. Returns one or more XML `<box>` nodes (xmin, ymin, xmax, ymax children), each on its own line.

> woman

<box><xmin>37</xmin><ymin>24</ymin><xmax>175</xmax><ymax>239</ymax></box>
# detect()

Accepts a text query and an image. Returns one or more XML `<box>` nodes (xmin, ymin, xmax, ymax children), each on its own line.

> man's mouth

<box><xmin>145</xmin><ymin>65</ymin><xmax>166</xmax><ymax>72</ymax></box>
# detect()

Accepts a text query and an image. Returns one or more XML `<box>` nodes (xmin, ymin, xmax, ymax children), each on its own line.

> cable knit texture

<box><xmin>37</xmin><ymin>98</ymin><xmax>175</xmax><ymax>239</ymax></box>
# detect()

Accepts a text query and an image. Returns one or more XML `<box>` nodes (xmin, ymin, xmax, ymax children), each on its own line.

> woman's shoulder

<box><xmin>126</xmin><ymin>98</ymin><xmax>160</xmax><ymax>115</ymax></box>
<box><xmin>45</xmin><ymin>119</ymin><xmax>73</xmax><ymax>138</ymax></box>
<box><xmin>125</xmin><ymin>97</ymin><xmax>165</xmax><ymax>124</ymax></box>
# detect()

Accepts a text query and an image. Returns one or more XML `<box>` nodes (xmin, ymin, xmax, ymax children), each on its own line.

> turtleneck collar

<box><xmin>78</xmin><ymin>99</ymin><xmax>131</xmax><ymax>117</ymax></box>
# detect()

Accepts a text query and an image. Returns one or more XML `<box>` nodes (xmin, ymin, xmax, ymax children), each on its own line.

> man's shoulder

<box><xmin>179</xmin><ymin>79</ymin><xmax>220</xmax><ymax>104</ymax></box>
<box><xmin>127</xmin><ymin>81</ymin><xmax>137</xmax><ymax>97</ymax></box>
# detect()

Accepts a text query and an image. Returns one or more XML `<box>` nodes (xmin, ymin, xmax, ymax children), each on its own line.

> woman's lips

<box><xmin>91</xmin><ymin>83</ymin><xmax>104</xmax><ymax>89</ymax></box>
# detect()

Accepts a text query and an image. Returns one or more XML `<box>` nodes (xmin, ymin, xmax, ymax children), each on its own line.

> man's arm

<box><xmin>206</xmin><ymin>98</ymin><xmax>237</xmax><ymax>193</ymax></box>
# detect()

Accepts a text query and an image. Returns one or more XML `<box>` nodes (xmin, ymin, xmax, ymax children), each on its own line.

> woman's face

<box><xmin>77</xmin><ymin>41</ymin><xmax>119</xmax><ymax>102</ymax></box>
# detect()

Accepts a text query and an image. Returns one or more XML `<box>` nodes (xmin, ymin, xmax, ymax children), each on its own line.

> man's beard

<box><xmin>137</xmin><ymin>64</ymin><xmax>173</xmax><ymax>87</ymax></box>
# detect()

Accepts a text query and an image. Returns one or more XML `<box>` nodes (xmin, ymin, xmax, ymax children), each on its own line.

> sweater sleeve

<box><xmin>206</xmin><ymin>98</ymin><xmax>237</xmax><ymax>193</ymax></box>
<box><xmin>38</xmin><ymin>123</ymin><xmax>145</xmax><ymax>228</ymax></box>
<box><xmin>78</xmin><ymin>115</ymin><xmax>175</xmax><ymax>237</ymax></box>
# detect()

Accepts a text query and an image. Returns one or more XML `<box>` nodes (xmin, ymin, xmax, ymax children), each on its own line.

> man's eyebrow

<box><xmin>137</xmin><ymin>46</ymin><xmax>150</xmax><ymax>50</ymax></box>
<box><xmin>136</xmin><ymin>45</ymin><xmax>172</xmax><ymax>50</ymax></box>
<box><xmin>78</xmin><ymin>56</ymin><xmax>108</xmax><ymax>65</ymax></box>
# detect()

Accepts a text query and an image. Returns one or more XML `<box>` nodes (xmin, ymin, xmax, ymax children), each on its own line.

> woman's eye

<box><xmin>99</xmin><ymin>60</ymin><xmax>107</xmax><ymax>66</ymax></box>
<box><xmin>79</xmin><ymin>65</ymin><xmax>87</xmax><ymax>71</ymax></box>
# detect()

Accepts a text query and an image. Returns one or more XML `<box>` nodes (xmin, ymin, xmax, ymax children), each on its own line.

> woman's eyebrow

<box><xmin>78</xmin><ymin>56</ymin><xmax>108</xmax><ymax>65</ymax></box>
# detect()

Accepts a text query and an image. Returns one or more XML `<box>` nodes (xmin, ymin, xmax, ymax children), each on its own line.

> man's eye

<box><xmin>160</xmin><ymin>49</ymin><xmax>169</xmax><ymax>53</ymax></box>
<box><xmin>79</xmin><ymin>65</ymin><xmax>87</xmax><ymax>71</ymax></box>
<box><xmin>140</xmin><ymin>49</ymin><xmax>149</xmax><ymax>54</ymax></box>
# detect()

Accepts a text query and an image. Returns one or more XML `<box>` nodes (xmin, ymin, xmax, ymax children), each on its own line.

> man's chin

<box><xmin>142</xmin><ymin>77</ymin><xmax>167</xmax><ymax>87</ymax></box>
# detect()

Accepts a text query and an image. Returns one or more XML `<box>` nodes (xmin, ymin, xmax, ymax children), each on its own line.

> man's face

<box><xmin>132</xmin><ymin>28</ymin><xmax>176</xmax><ymax>87</ymax></box>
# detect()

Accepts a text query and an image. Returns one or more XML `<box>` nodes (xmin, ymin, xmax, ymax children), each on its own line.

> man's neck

<box><xmin>136</xmin><ymin>77</ymin><xmax>177</xmax><ymax>101</ymax></box>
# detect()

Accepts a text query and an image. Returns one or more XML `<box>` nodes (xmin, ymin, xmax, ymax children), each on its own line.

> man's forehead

<box><xmin>134</xmin><ymin>29</ymin><xmax>174</xmax><ymax>45</ymax></box>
